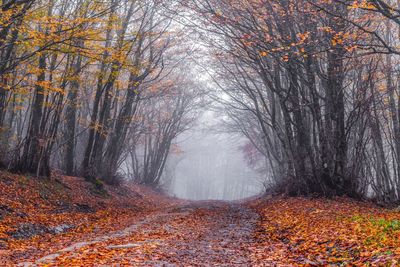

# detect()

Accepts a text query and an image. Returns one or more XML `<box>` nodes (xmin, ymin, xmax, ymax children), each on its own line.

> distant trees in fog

<box><xmin>167</xmin><ymin>130</ymin><xmax>262</xmax><ymax>200</ymax></box>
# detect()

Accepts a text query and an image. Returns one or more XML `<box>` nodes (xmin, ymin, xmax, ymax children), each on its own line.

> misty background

<box><xmin>164</xmin><ymin>111</ymin><xmax>264</xmax><ymax>201</ymax></box>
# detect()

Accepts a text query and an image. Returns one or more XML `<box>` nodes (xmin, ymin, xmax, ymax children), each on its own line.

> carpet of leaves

<box><xmin>249</xmin><ymin>197</ymin><xmax>400</xmax><ymax>266</ymax></box>
<box><xmin>0</xmin><ymin>172</ymin><xmax>179</xmax><ymax>266</ymax></box>
<box><xmin>2</xmin><ymin>171</ymin><xmax>400</xmax><ymax>266</ymax></box>
<box><xmin>26</xmin><ymin>202</ymin><xmax>258</xmax><ymax>266</ymax></box>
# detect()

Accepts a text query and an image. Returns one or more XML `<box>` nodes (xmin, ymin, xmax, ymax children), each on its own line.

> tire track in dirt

<box><xmin>21</xmin><ymin>201</ymin><xmax>260</xmax><ymax>266</ymax></box>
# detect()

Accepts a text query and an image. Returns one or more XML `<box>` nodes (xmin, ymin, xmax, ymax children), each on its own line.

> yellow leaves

<box><xmin>35</xmin><ymin>80</ymin><xmax>51</xmax><ymax>89</ymax></box>
<box><xmin>13</xmin><ymin>106</ymin><xmax>25</xmax><ymax>112</ymax></box>
<box><xmin>345</xmin><ymin>45</ymin><xmax>358</xmax><ymax>53</ymax></box>
<box><xmin>297</xmin><ymin>31</ymin><xmax>310</xmax><ymax>42</ymax></box>
<box><xmin>332</xmin><ymin>37</ymin><xmax>343</xmax><ymax>46</ymax></box>
<box><xmin>0</xmin><ymin>9</ymin><xmax>16</xmax><ymax>28</ymax></box>
<box><xmin>257</xmin><ymin>30</ymin><xmax>311</xmax><ymax>61</ymax></box>
<box><xmin>89</xmin><ymin>121</ymin><xmax>108</xmax><ymax>137</ymax></box>
<box><xmin>19</xmin><ymin>8</ymin><xmax>105</xmax><ymax>56</ymax></box>
<box><xmin>318</xmin><ymin>26</ymin><xmax>335</xmax><ymax>34</ymax></box>
<box><xmin>378</xmin><ymin>84</ymin><xmax>387</xmax><ymax>93</ymax></box>
<box><xmin>35</xmin><ymin>81</ymin><xmax>64</xmax><ymax>95</ymax></box>
<box><xmin>48</xmin><ymin>87</ymin><xmax>65</xmax><ymax>95</ymax></box>
<box><xmin>348</xmin><ymin>0</ymin><xmax>377</xmax><ymax>10</ymax></box>
<box><xmin>109</xmin><ymin>49</ymin><xmax>129</xmax><ymax>66</ymax></box>
<box><xmin>331</xmin><ymin>31</ymin><xmax>350</xmax><ymax>47</ymax></box>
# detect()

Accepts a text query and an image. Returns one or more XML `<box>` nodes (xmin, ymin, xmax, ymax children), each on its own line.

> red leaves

<box><xmin>249</xmin><ymin>197</ymin><xmax>400</xmax><ymax>266</ymax></box>
<box><xmin>5</xmin><ymin>200</ymin><xmax>257</xmax><ymax>266</ymax></box>
<box><xmin>3</xmin><ymin>170</ymin><xmax>400</xmax><ymax>266</ymax></box>
<box><xmin>0</xmin><ymin>171</ymin><xmax>178</xmax><ymax>265</ymax></box>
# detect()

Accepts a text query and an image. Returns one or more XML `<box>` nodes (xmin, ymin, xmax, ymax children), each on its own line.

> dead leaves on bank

<box><xmin>250</xmin><ymin>197</ymin><xmax>400</xmax><ymax>266</ymax></box>
<box><xmin>2</xmin><ymin>170</ymin><xmax>400</xmax><ymax>266</ymax></box>
<box><xmin>0</xmin><ymin>171</ymin><xmax>179</xmax><ymax>266</ymax></box>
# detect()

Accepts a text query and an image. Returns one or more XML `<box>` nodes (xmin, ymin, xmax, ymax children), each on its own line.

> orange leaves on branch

<box><xmin>345</xmin><ymin>44</ymin><xmax>359</xmax><ymax>52</ymax></box>
<box><xmin>296</xmin><ymin>31</ymin><xmax>310</xmax><ymax>44</ymax></box>
<box><xmin>257</xmin><ymin>30</ymin><xmax>311</xmax><ymax>60</ymax></box>
<box><xmin>35</xmin><ymin>80</ymin><xmax>65</xmax><ymax>95</ymax></box>
<box><xmin>282</xmin><ymin>54</ymin><xmax>289</xmax><ymax>62</ymax></box>
<box><xmin>348</xmin><ymin>0</ymin><xmax>377</xmax><ymax>10</ymax></box>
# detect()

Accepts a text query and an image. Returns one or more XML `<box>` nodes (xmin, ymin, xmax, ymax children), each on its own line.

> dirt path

<box><xmin>22</xmin><ymin>201</ymin><xmax>260</xmax><ymax>266</ymax></box>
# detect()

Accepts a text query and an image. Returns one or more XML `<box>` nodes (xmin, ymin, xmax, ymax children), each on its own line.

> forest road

<box><xmin>25</xmin><ymin>201</ymin><xmax>261</xmax><ymax>266</ymax></box>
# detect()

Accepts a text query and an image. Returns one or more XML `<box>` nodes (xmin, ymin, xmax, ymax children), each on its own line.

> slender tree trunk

<box><xmin>18</xmin><ymin>53</ymin><xmax>48</xmax><ymax>176</ymax></box>
<box><xmin>64</xmin><ymin>55</ymin><xmax>82</xmax><ymax>175</ymax></box>
<box><xmin>81</xmin><ymin>3</ymin><xmax>115</xmax><ymax>177</ymax></box>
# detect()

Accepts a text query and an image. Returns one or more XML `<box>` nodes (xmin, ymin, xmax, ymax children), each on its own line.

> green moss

<box><xmin>89</xmin><ymin>178</ymin><xmax>109</xmax><ymax>198</ymax></box>
<box><xmin>351</xmin><ymin>215</ymin><xmax>400</xmax><ymax>249</ymax></box>
<box><xmin>370</xmin><ymin>218</ymin><xmax>400</xmax><ymax>232</ymax></box>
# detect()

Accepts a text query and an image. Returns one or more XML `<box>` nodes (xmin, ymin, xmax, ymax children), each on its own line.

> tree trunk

<box><xmin>18</xmin><ymin>53</ymin><xmax>49</xmax><ymax>176</ymax></box>
<box><xmin>64</xmin><ymin>55</ymin><xmax>82</xmax><ymax>176</ymax></box>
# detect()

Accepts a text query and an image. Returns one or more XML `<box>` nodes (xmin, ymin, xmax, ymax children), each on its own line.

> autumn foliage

<box><xmin>2</xmin><ymin>0</ymin><xmax>400</xmax><ymax>265</ymax></box>
<box><xmin>1</xmin><ymin>169</ymin><xmax>400</xmax><ymax>266</ymax></box>
<box><xmin>0</xmin><ymin>171</ymin><xmax>179</xmax><ymax>265</ymax></box>
<box><xmin>250</xmin><ymin>197</ymin><xmax>400</xmax><ymax>266</ymax></box>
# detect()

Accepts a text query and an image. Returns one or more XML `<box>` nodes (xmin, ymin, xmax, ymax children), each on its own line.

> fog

<box><xmin>164</xmin><ymin>112</ymin><xmax>264</xmax><ymax>201</ymax></box>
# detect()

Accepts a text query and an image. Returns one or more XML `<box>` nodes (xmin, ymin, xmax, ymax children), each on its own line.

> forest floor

<box><xmin>1</xmin><ymin>172</ymin><xmax>400</xmax><ymax>266</ymax></box>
